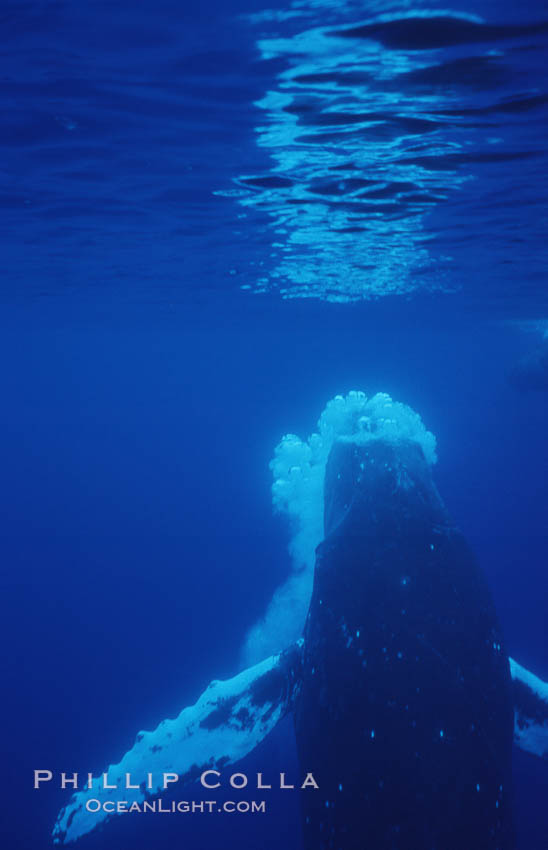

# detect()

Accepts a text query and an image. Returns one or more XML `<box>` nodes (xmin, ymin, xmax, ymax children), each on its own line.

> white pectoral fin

<box><xmin>510</xmin><ymin>657</ymin><xmax>548</xmax><ymax>759</ymax></box>
<box><xmin>53</xmin><ymin>641</ymin><xmax>303</xmax><ymax>845</ymax></box>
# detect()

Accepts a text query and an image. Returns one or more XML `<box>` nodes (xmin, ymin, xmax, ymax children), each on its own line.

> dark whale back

<box><xmin>294</xmin><ymin>438</ymin><xmax>514</xmax><ymax>850</ymax></box>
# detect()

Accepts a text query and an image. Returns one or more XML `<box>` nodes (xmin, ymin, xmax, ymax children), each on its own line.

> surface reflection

<box><xmin>228</xmin><ymin>3</ymin><xmax>547</xmax><ymax>302</ymax></box>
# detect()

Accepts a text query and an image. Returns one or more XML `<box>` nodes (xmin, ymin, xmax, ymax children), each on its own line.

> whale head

<box><xmin>323</xmin><ymin>437</ymin><xmax>446</xmax><ymax>540</ymax></box>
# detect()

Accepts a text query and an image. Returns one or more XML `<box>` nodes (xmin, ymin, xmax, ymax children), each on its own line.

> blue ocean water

<box><xmin>1</xmin><ymin>0</ymin><xmax>547</xmax><ymax>848</ymax></box>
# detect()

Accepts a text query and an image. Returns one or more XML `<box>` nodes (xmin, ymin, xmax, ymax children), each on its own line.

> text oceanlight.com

<box><xmin>85</xmin><ymin>799</ymin><xmax>267</xmax><ymax>814</ymax></box>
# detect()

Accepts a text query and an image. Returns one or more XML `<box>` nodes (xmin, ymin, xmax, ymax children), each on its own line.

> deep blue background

<box><xmin>1</xmin><ymin>1</ymin><xmax>547</xmax><ymax>848</ymax></box>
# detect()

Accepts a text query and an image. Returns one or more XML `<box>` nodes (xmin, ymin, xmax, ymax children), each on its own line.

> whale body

<box><xmin>295</xmin><ymin>438</ymin><xmax>513</xmax><ymax>849</ymax></box>
<box><xmin>53</xmin><ymin>414</ymin><xmax>548</xmax><ymax>848</ymax></box>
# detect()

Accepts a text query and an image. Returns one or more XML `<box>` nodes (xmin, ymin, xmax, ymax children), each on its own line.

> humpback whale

<box><xmin>52</xmin><ymin>392</ymin><xmax>548</xmax><ymax>848</ymax></box>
